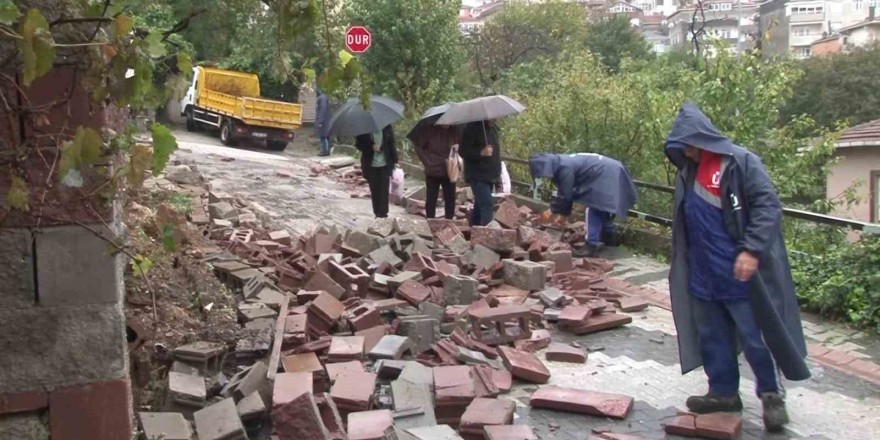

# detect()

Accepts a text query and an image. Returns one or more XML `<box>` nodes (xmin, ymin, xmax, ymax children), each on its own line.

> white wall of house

<box><xmin>826</xmin><ymin>146</ymin><xmax>880</xmax><ymax>223</ymax></box>
<box><xmin>844</xmin><ymin>23</ymin><xmax>880</xmax><ymax>45</ymax></box>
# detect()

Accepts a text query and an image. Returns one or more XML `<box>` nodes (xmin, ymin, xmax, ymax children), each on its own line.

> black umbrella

<box><xmin>328</xmin><ymin>96</ymin><xmax>405</xmax><ymax>138</ymax></box>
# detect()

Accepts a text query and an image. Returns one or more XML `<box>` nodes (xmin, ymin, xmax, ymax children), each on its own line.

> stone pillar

<box><xmin>0</xmin><ymin>3</ymin><xmax>132</xmax><ymax>439</ymax></box>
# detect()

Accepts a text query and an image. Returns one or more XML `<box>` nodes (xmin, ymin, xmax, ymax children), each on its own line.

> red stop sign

<box><xmin>345</xmin><ymin>26</ymin><xmax>372</xmax><ymax>54</ymax></box>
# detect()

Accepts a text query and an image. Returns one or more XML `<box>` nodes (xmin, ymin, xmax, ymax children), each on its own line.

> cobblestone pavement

<box><xmin>172</xmin><ymin>129</ymin><xmax>880</xmax><ymax>440</ymax></box>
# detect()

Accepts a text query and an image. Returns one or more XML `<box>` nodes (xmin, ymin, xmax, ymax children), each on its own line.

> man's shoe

<box><xmin>601</xmin><ymin>230</ymin><xmax>619</xmax><ymax>247</ymax></box>
<box><xmin>572</xmin><ymin>243</ymin><xmax>601</xmax><ymax>258</ymax></box>
<box><xmin>685</xmin><ymin>393</ymin><xmax>743</xmax><ymax>414</ymax></box>
<box><xmin>761</xmin><ymin>392</ymin><xmax>789</xmax><ymax>432</ymax></box>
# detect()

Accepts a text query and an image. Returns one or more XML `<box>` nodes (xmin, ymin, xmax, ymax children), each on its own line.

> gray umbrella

<box><xmin>328</xmin><ymin>96</ymin><xmax>404</xmax><ymax>138</ymax></box>
<box><xmin>406</xmin><ymin>103</ymin><xmax>455</xmax><ymax>142</ymax></box>
<box><xmin>435</xmin><ymin>95</ymin><xmax>525</xmax><ymax>126</ymax></box>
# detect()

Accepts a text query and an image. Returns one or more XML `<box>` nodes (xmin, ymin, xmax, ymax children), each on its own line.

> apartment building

<box><xmin>758</xmin><ymin>0</ymin><xmax>878</xmax><ymax>58</ymax></box>
<box><xmin>667</xmin><ymin>1</ymin><xmax>760</xmax><ymax>53</ymax></box>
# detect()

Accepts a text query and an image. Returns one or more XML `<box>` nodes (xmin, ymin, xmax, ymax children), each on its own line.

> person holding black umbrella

<box><xmin>437</xmin><ymin>95</ymin><xmax>525</xmax><ymax>227</ymax></box>
<box><xmin>408</xmin><ymin>104</ymin><xmax>461</xmax><ymax>220</ymax></box>
<box><xmin>356</xmin><ymin>125</ymin><xmax>398</xmax><ymax>218</ymax></box>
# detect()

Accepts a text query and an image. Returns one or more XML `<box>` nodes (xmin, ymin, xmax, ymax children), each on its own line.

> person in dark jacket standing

<box><xmin>665</xmin><ymin>103</ymin><xmax>809</xmax><ymax>432</ymax></box>
<box><xmin>315</xmin><ymin>90</ymin><xmax>332</xmax><ymax>156</ymax></box>
<box><xmin>356</xmin><ymin>125</ymin><xmax>398</xmax><ymax>218</ymax></box>
<box><xmin>415</xmin><ymin>124</ymin><xmax>459</xmax><ymax>219</ymax></box>
<box><xmin>460</xmin><ymin>120</ymin><xmax>501</xmax><ymax>226</ymax></box>
<box><xmin>529</xmin><ymin>153</ymin><xmax>637</xmax><ymax>257</ymax></box>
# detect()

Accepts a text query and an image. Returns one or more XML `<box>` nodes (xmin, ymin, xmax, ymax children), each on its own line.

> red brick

<box><xmin>485</xmin><ymin>425</ymin><xmax>538</xmax><ymax>440</ymax></box>
<box><xmin>495</xmin><ymin>201</ymin><xmax>523</xmax><ymax>229</ymax></box>
<box><xmin>545</xmin><ymin>343</ymin><xmax>587</xmax><ymax>364</ymax></box>
<box><xmin>331</xmin><ymin>371</ymin><xmax>377</xmax><ymax>412</ymax></box>
<box><xmin>347</xmin><ymin>409</ymin><xmax>393</xmax><ymax>440</ymax></box>
<box><xmin>272</xmin><ymin>391</ymin><xmax>332</xmax><ymax>440</ymax></box>
<box><xmin>273</xmin><ymin>372</ymin><xmax>314</xmax><ymax>407</ymax></box>
<box><xmin>821</xmin><ymin>348</ymin><xmax>857</xmax><ymax>366</ymax></box>
<box><xmin>694</xmin><ymin>412</ymin><xmax>742</xmax><ymax>440</ymax></box>
<box><xmin>49</xmin><ymin>379</ymin><xmax>133</xmax><ymax>440</ymax></box>
<box><xmin>529</xmin><ymin>386</ymin><xmax>633</xmax><ymax>419</ymax></box>
<box><xmin>470</xmin><ymin>227</ymin><xmax>517</xmax><ymax>253</ymax></box>
<box><xmin>617</xmin><ymin>297</ymin><xmax>650</xmax><ymax>312</ymax></box>
<box><xmin>355</xmin><ymin>325</ymin><xmax>388</xmax><ymax>353</ymax></box>
<box><xmin>347</xmin><ymin>305</ymin><xmax>383</xmax><ymax>331</ymax></box>
<box><xmin>589</xmin><ymin>433</ymin><xmax>647</xmax><ymax>440</ymax></box>
<box><xmin>665</xmin><ymin>413</ymin><xmax>697</xmax><ymax>437</ymax></box>
<box><xmin>498</xmin><ymin>346</ymin><xmax>551</xmax><ymax>384</ymax></box>
<box><xmin>847</xmin><ymin>359</ymin><xmax>880</xmax><ymax>378</ymax></box>
<box><xmin>0</xmin><ymin>390</ymin><xmax>48</xmax><ymax>415</ymax></box>
<box><xmin>806</xmin><ymin>343</ymin><xmax>831</xmax><ymax>358</ymax></box>
<box><xmin>515</xmin><ymin>329</ymin><xmax>552</xmax><ymax>353</ymax></box>
<box><xmin>460</xmin><ymin>398</ymin><xmax>515</xmax><ymax>435</ymax></box>
<box><xmin>433</xmin><ymin>366</ymin><xmax>476</xmax><ymax>406</ymax></box>
<box><xmin>562</xmin><ymin>312</ymin><xmax>632</xmax><ymax>335</ymax></box>
<box><xmin>328</xmin><ymin>336</ymin><xmax>366</xmax><ymax>362</ymax></box>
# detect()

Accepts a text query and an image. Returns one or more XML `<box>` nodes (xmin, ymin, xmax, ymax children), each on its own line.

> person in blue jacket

<box><xmin>529</xmin><ymin>152</ymin><xmax>637</xmax><ymax>257</ymax></box>
<box><xmin>665</xmin><ymin>103</ymin><xmax>810</xmax><ymax>432</ymax></box>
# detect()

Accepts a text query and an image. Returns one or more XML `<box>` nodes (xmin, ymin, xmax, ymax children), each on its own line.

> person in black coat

<box><xmin>355</xmin><ymin>125</ymin><xmax>398</xmax><ymax>218</ymax></box>
<box><xmin>459</xmin><ymin>120</ymin><xmax>501</xmax><ymax>226</ymax></box>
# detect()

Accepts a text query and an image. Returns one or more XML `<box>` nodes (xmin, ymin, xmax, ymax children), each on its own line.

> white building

<box><xmin>758</xmin><ymin>0</ymin><xmax>879</xmax><ymax>58</ymax></box>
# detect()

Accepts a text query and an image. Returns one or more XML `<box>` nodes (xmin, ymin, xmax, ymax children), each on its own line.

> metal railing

<box><xmin>500</xmin><ymin>155</ymin><xmax>880</xmax><ymax>234</ymax></box>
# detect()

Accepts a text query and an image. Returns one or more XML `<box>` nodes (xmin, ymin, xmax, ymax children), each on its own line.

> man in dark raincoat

<box><xmin>529</xmin><ymin>153</ymin><xmax>637</xmax><ymax>257</ymax></box>
<box><xmin>315</xmin><ymin>89</ymin><xmax>332</xmax><ymax>156</ymax></box>
<box><xmin>665</xmin><ymin>103</ymin><xmax>810</xmax><ymax>432</ymax></box>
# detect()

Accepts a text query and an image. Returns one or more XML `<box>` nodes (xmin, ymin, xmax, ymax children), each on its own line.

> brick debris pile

<box><xmin>138</xmin><ymin>179</ymin><xmax>741</xmax><ymax>440</ymax></box>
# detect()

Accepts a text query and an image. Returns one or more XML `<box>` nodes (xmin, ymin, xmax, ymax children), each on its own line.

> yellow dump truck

<box><xmin>180</xmin><ymin>67</ymin><xmax>303</xmax><ymax>150</ymax></box>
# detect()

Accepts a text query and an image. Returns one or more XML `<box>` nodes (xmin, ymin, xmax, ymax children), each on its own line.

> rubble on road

<box><xmin>139</xmin><ymin>171</ymin><xmax>661</xmax><ymax>440</ymax></box>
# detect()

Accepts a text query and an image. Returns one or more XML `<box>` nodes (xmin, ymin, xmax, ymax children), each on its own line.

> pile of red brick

<box><xmin>137</xmin><ymin>190</ymin><xmax>658</xmax><ymax>440</ymax></box>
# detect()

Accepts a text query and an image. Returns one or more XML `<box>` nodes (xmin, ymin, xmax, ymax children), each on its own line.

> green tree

<box><xmin>466</xmin><ymin>0</ymin><xmax>588</xmax><ymax>91</ymax></box>
<box><xmin>585</xmin><ymin>15</ymin><xmax>653</xmax><ymax>72</ymax></box>
<box><xmin>346</xmin><ymin>0</ymin><xmax>463</xmax><ymax>115</ymax></box>
<box><xmin>781</xmin><ymin>44</ymin><xmax>880</xmax><ymax>129</ymax></box>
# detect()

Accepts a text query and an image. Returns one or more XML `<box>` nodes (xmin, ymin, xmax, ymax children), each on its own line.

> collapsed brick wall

<box><xmin>0</xmin><ymin>2</ymin><xmax>132</xmax><ymax>438</ymax></box>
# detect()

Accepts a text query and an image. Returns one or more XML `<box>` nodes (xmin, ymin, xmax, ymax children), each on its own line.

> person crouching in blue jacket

<box><xmin>665</xmin><ymin>103</ymin><xmax>810</xmax><ymax>432</ymax></box>
<box><xmin>529</xmin><ymin>152</ymin><xmax>637</xmax><ymax>258</ymax></box>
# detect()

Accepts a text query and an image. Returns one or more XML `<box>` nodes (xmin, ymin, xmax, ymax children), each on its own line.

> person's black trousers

<box><xmin>425</xmin><ymin>175</ymin><xmax>456</xmax><ymax>219</ymax></box>
<box><xmin>365</xmin><ymin>166</ymin><xmax>390</xmax><ymax>218</ymax></box>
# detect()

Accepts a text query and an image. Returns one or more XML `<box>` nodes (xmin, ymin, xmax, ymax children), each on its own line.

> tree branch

<box><xmin>161</xmin><ymin>8</ymin><xmax>208</xmax><ymax>42</ymax></box>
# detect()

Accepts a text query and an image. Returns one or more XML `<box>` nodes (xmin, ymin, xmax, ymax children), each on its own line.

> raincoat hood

<box><xmin>529</xmin><ymin>153</ymin><xmax>560</xmax><ymax>179</ymax></box>
<box><xmin>665</xmin><ymin>103</ymin><xmax>738</xmax><ymax>169</ymax></box>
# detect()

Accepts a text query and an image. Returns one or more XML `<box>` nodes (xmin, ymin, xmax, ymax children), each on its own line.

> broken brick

<box><xmin>347</xmin><ymin>409</ymin><xmax>393</xmax><ymax>440</ymax></box>
<box><xmin>328</xmin><ymin>336</ymin><xmax>365</xmax><ymax>362</ymax></box>
<box><xmin>497</xmin><ymin>346</ymin><xmax>551</xmax><ymax>384</ymax></box>
<box><xmin>273</xmin><ymin>372</ymin><xmax>314</xmax><ymax>407</ymax></box>
<box><xmin>529</xmin><ymin>386</ymin><xmax>633</xmax><ymax>419</ymax></box>
<box><xmin>470</xmin><ymin>227</ymin><xmax>517</xmax><ymax>253</ymax></box>
<box><xmin>485</xmin><ymin>425</ymin><xmax>539</xmax><ymax>440</ymax></box>
<box><xmin>469</xmin><ymin>305</ymin><xmax>532</xmax><ymax>346</ymax></box>
<box><xmin>502</xmin><ymin>259</ymin><xmax>546</xmax><ymax>291</ymax></box>
<box><xmin>331</xmin><ymin>371</ymin><xmax>377</xmax><ymax>413</ymax></box>
<box><xmin>514</xmin><ymin>329</ymin><xmax>552</xmax><ymax>353</ymax></box>
<box><xmin>561</xmin><ymin>312</ymin><xmax>632</xmax><ymax>335</ymax></box>
<box><xmin>272</xmin><ymin>390</ymin><xmax>332</xmax><ymax>440</ymax></box>
<box><xmin>494</xmin><ymin>200</ymin><xmax>523</xmax><ymax>229</ymax></box>
<box><xmin>460</xmin><ymin>398</ymin><xmax>516</xmax><ymax>437</ymax></box>
<box><xmin>545</xmin><ymin>343</ymin><xmax>587</xmax><ymax>364</ymax></box>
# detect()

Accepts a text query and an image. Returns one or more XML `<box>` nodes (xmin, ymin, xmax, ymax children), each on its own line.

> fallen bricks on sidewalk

<box><xmin>157</xmin><ymin>183</ymin><xmax>661</xmax><ymax>440</ymax></box>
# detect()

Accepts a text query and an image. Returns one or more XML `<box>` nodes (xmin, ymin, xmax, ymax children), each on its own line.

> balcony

<box><xmin>791</xmin><ymin>13</ymin><xmax>825</xmax><ymax>24</ymax></box>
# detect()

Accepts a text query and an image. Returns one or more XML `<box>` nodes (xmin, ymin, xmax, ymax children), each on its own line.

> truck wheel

<box><xmin>220</xmin><ymin>119</ymin><xmax>238</xmax><ymax>146</ymax></box>
<box><xmin>185</xmin><ymin>108</ymin><xmax>197</xmax><ymax>132</ymax></box>
<box><xmin>267</xmin><ymin>140</ymin><xmax>288</xmax><ymax>151</ymax></box>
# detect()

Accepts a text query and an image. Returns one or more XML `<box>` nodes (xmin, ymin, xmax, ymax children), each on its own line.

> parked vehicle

<box><xmin>180</xmin><ymin>67</ymin><xmax>303</xmax><ymax>151</ymax></box>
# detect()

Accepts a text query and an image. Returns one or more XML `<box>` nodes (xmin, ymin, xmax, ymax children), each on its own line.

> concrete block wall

<box><xmin>0</xmin><ymin>3</ymin><xmax>133</xmax><ymax>436</ymax></box>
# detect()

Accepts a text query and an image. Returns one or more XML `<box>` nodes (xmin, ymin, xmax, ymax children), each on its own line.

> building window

<box><xmin>793</xmin><ymin>6</ymin><xmax>825</xmax><ymax>14</ymax></box>
<box><xmin>793</xmin><ymin>26</ymin><xmax>813</xmax><ymax>36</ymax></box>
<box><xmin>707</xmin><ymin>3</ymin><xmax>733</xmax><ymax>11</ymax></box>
<box><xmin>872</xmin><ymin>171</ymin><xmax>880</xmax><ymax>223</ymax></box>
<box><xmin>853</xmin><ymin>1</ymin><xmax>864</xmax><ymax>11</ymax></box>
<box><xmin>796</xmin><ymin>47</ymin><xmax>812</xmax><ymax>57</ymax></box>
